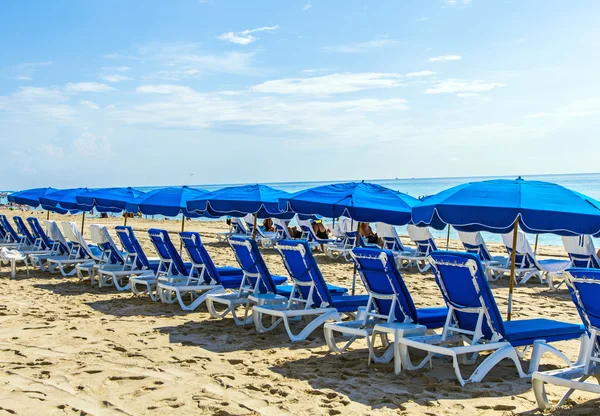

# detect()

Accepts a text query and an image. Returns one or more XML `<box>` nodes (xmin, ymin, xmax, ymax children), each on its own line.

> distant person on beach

<box><xmin>360</xmin><ymin>222</ymin><xmax>381</xmax><ymax>246</ymax></box>
<box><xmin>312</xmin><ymin>220</ymin><xmax>330</xmax><ymax>240</ymax></box>
<box><xmin>262</xmin><ymin>218</ymin><xmax>275</xmax><ymax>232</ymax></box>
<box><xmin>285</xmin><ymin>221</ymin><xmax>303</xmax><ymax>238</ymax></box>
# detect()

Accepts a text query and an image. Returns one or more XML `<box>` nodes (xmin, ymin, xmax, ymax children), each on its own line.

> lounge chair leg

<box><xmin>469</xmin><ymin>344</ymin><xmax>526</xmax><ymax>384</ymax></box>
<box><xmin>528</xmin><ymin>340</ymin><xmax>573</xmax><ymax>374</ymax></box>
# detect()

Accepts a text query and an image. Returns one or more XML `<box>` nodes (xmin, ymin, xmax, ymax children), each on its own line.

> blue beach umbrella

<box><xmin>39</xmin><ymin>188</ymin><xmax>94</xmax><ymax>229</ymax></box>
<box><xmin>279</xmin><ymin>181</ymin><xmax>419</xmax><ymax>226</ymax></box>
<box><xmin>126</xmin><ymin>186</ymin><xmax>211</xmax><ymax>250</ymax></box>
<box><xmin>76</xmin><ymin>187</ymin><xmax>145</xmax><ymax>225</ymax></box>
<box><xmin>7</xmin><ymin>187</ymin><xmax>69</xmax><ymax>217</ymax></box>
<box><xmin>186</xmin><ymin>184</ymin><xmax>294</xmax><ymax>238</ymax></box>
<box><xmin>412</xmin><ymin>177</ymin><xmax>600</xmax><ymax>320</ymax></box>
<box><xmin>279</xmin><ymin>181</ymin><xmax>420</xmax><ymax>294</ymax></box>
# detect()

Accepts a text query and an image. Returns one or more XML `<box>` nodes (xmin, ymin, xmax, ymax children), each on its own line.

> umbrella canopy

<box><xmin>39</xmin><ymin>188</ymin><xmax>93</xmax><ymax>213</ymax></box>
<box><xmin>8</xmin><ymin>187</ymin><xmax>60</xmax><ymax>207</ymax></box>
<box><xmin>279</xmin><ymin>181</ymin><xmax>419</xmax><ymax>225</ymax></box>
<box><xmin>76</xmin><ymin>187</ymin><xmax>145</xmax><ymax>212</ymax></box>
<box><xmin>412</xmin><ymin>177</ymin><xmax>600</xmax><ymax>236</ymax></box>
<box><xmin>126</xmin><ymin>186</ymin><xmax>209</xmax><ymax>218</ymax></box>
<box><xmin>187</xmin><ymin>184</ymin><xmax>293</xmax><ymax>219</ymax></box>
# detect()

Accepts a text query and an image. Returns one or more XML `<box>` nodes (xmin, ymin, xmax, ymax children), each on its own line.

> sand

<box><xmin>0</xmin><ymin>208</ymin><xmax>598</xmax><ymax>415</ymax></box>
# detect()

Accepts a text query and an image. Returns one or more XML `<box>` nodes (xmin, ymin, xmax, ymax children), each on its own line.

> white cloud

<box><xmin>416</xmin><ymin>17</ymin><xmax>429</xmax><ymax>22</ymax></box>
<box><xmin>457</xmin><ymin>92</ymin><xmax>480</xmax><ymax>98</ymax></box>
<box><xmin>137</xmin><ymin>84</ymin><xmax>195</xmax><ymax>94</ymax></box>
<box><xmin>302</xmin><ymin>68</ymin><xmax>328</xmax><ymax>74</ymax></box>
<box><xmin>425</xmin><ymin>79</ymin><xmax>504</xmax><ymax>94</ymax></box>
<box><xmin>73</xmin><ymin>132</ymin><xmax>111</xmax><ymax>157</ymax></box>
<box><xmin>217</xmin><ymin>25</ymin><xmax>278</xmax><ymax>45</ymax></box>
<box><xmin>302</xmin><ymin>3</ymin><xmax>312</xmax><ymax>11</ymax></box>
<box><xmin>101</xmin><ymin>74</ymin><xmax>133</xmax><ymax>82</ymax></box>
<box><xmin>80</xmin><ymin>100</ymin><xmax>100</xmax><ymax>109</ymax></box>
<box><xmin>429</xmin><ymin>55</ymin><xmax>462</xmax><ymax>62</ymax></box>
<box><xmin>102</xmin><ymin>66</ymin><xmax>131</xmax><ymax>72</ymax></box>
<box><xmin>10</xmin><ymin>61</ymin><xmax>52</xmax><ymax>81</ymax></box>
<box><xmin>251</xmin><ymin>73</ymin><xmax>404</xmax><ymax>95</ymax></box>
<box><xmin>40</xmin><ymin>144</ymin><xmax>64</xmax><ymax>158</ymax></box>
<box><xmin>324</xmin><ymin>36</ymin><xmax>397</xmax><ymax>53</ymax></box>
<box><xmin>444</xmin><ymin>0</ymin><xmax>472</xmax><ymax>6</ymax></box>
<box><xmin>406</xmin><ymin>70</ymin><xmax>436</xmax><ymax>77</ymax></box>
<box><xmin>65</xmin><ymin>82</ymin><xmax>115</xmax><ymax>93</ymax></box>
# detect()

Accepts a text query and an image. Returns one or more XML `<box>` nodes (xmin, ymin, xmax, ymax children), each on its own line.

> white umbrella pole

<box><xmin>507</xmin><ymin>217</ymin><xmax>520</xmax><ymax>321</ymax></box>
<box><xmin>351</xmin><ymin>222</ymin><xmax>362</xmax><ymax>295</ymax></box>
<box><xmin>180</xmin><ymin>215</ymin><xmax>185</xmax><ymax>254</ymax></box>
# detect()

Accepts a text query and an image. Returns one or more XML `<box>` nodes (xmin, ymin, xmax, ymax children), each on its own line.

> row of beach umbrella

<box><xmin>8</xmin><ymin>178</ymin><xmax>600</xmax><ymax>320</ymax></box>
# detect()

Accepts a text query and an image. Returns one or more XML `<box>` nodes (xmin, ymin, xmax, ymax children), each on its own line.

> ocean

<box><xmin>136</xmin><ymin>172</ymin><xmax>600</xmax><ymax>247</ymax></box>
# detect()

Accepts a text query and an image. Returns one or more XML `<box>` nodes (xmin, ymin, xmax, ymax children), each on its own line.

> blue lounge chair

<box><xmin>562</xmin><ymin>235</ymin><xmax>600</xmax><ymax>269</ymax></box>
<box><xmin>325</xmin><ymin>230</ymin><xmax>358</xmax><ymax>262</ymax></box>
<box><xmin>533</xmin><ymin>267</ymin><xmax>600</xmax><ymax>409</ymax></box>
<box><xmin>13</xmin><ymin>216</ymin><xmax>36</xmax><ymax>247</ymax></box>
<box><xmin>46</xmin><ymin>222</ymin><xmax>102</xmax><ymax>277</ymax></box>
<box><xmin>488</xmin><ymin>230</ymin><xmax>571</xmax><ymax>288</ymax></box>
<box><xmin>324</xmin><ymin>247</ymin><xmax>447</xmax><ymax>369</ymax></box>
<box><xmin>298</xmin><ymin>219</ymin><xmax>335</xmax><ymax>249</ymax></box>
<box><xmin>394</xmin><ymin>225</ymin><xmax>438</xmax><ymax>272</ymax></box>
<box><xmin>28</xmin><ymin>220</ymin><xmax>73</xmax><ymax>271</ymax></box>
<box><xmin>0</xmin><ymin>214</ymin><xmax>28</xmax><ymax>248</ymax></box>
<box><xmin>27</xmin><ymin>217</ymin><xmax>54</xmax><ymax>251</ymax></box>
<box><xmin>154</xmin><ymin>231</ymin><xmax>244</xmax><ymax>311</ymax></box>
<box><xmin>115</xmin><ymin>226</ymin><xmax>162</xmax><ymax>295</ymax></box>
<box><xmin>216</xmin><ymin>217</ymin><xmax>251</xmax><ymax>242</ymax></box>
<box><xmin>146</xmin><ymin>228</ymin><xmax>195</xmax><ymax>302</ymax></box>
<box><xmin>397</xmin><ymin>251</ymin><xmax>585</xmax><ymax>386</ymax></box>
<box><xmin>251</xmin><ymin>240</ymin><xmax>366</xmax><ymax>342</ymax></box>
<box><xmin>205</xmin><ymin>235</ymin><xmax>291</xmax><ymax>325</ymax></box>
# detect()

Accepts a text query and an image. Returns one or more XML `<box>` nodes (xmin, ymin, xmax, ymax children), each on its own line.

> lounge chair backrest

<box><xmin>44</xmin><ymin>220</ymin><xmax>71</xmax><ymax>255</ymax></box>
<box><xmin>407</xmin><ymin>225</ymin><xmax>437</xmax><ymax>255</ymax></box>
<box><xmin>276</xmin><ymin>240</ymin><xmax>333</xmax><ymax>308</ymax></box>
<box><xmin>562</xmin><ymin>236</ymin><xmax>600</xmax><ymax>269</ymax></box>
<box><xmin>13</xmin><ymin>216</ymin><xmax>35</xmax><ymax>246</ymax></box>
<box><xmin>180</xmin><ymin>231</ymin><xmax>221</xmax><ymax>285</ymax></box>
<box><xmin>90</xmin><ymin>224</ymin><xmax>124</xmax><ymax>265</ymax></box>
<box><xmin>229</xmin><ymin>236</ymin><xmax>278</xmax><ymax>294</ymax></box>
<box><xmin>27</xmin><ymin>217</ymin><xmax>53</xmax><ymax>250</ymax></box>
<box><xmin>502</xmin><ymin>230</ymin><xmax>535</xmax><ymax>268</ymax></box>
<box><xmin>272</xmin><ymin>218</ymin><xmax>292</xmax><ymax>239</ymax></box>
<box><xmin>458</xmin><ymin>231</ymin><xmax>493</xmax><ymax>261</ymax></box>
<box><xmin>299</xmin><ymin>219</ymin><xmax>330</xmax><ymax>243</ymax></box>
<box><xmin>351</xmin><ymin>247</ymin><xmax>418</xmax><ymax>323</ymax></box>
<box><xmin>0</xmin><ymin>216</ymin><xmax>7</xmax><ymax>241</ymax></box>
<box><xmin>148</xmin><ymin>228</ymin><xmax>188</xmax><ymax>276</ymax></box>
<box><xmin>375</xmin><ymin>222</ymin><xmax>406</xmax><ymax>252</ymax></box>
<box><xmin>62</xmin><ymin>221</ymin><xmax>99</xmax><ymax>260</ymax></box>
<box><xmin>115</xmin><ymin>226</ymin><xmax>150</xmax><ymax>269</ymax></box>
<box><xmin>0</xmin><ymin>214</ymin><xmax>21</xmax><ymax>243</ymax></box>
<box><xmin>231</xmin><ymin>217</ymin><xmax>250</xmax><ymax>235</ymax></box>
<box><xmin>332</xmin><ymin>217</ymin><xmax>357</xmax><ymax>238</ymax></box>
<box><xmin>429</xmin><ymin>251</ymin><xmax>506</xmax><ymax>342</ymax></box>
<box><xmin>344</xmin><ymin>231</ymin><xmax>359</xmax><ymax>247</ymax></box>
<box><xmin>242</xmin><ymin>213</ymin><xmax>255</xmax><ymax>233</ymax></box>
<box><xmin>565</xmin><ymin>268</ymin><xmax>600</xmax><ymax>335</ymax></box>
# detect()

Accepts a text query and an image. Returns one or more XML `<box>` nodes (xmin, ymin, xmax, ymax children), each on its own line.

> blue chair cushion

<box><xmin>272</xmin><ymin>274</ymin><xmax>287</xmax><ymax>286</ymax></box>
<box><xmin>215</xmin><ymin>266</ymin><xmax>243</xmax><ymax>276</ymax></box>
<box><xmin>220</xmin><ymin>275</ymin><xmax>244</xmax><ymax>289</ymax></box>
<box><xmin>415</xmin><ymin>307</ymin><xmax>448</xmax><ymax>329</ymax></box>
<box><xmin>503</xmin><ymin>319</ymin><xmax>585</xmax><ymax>347</ymax></box>
<box><xmin>330</xmin><ymin>295</ymin><xmax>370</xmax><ymax>312</ymax></box>
<box><xmin>276</xmin><ymin>284</ymin><xmax>348</xmax><ymax>298</ymax></box>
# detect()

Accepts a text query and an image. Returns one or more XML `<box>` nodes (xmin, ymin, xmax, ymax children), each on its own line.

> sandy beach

<box><xmin>0</xmin><ymin>208</ymin><xmax>598</xmax><ymax>415</ymax></box>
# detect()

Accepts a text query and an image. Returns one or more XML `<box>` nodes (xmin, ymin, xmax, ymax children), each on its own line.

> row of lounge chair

<box><xmin>1</xmin><ymin>214</ymin><xmax>599</xmax><ymax>409</ymax></box>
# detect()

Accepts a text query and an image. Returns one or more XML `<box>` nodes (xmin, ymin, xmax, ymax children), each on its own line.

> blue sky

<box><xmin>1</xmin><ymin>0</ymin><xmax>599</xmax><ymax>189</ymax></box>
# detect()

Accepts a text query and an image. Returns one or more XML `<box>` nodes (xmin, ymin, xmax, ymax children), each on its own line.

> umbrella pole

<box><xmin>46</xmin><ymin>210</ymin><xmax>50</xmax><ymax>220</ymax></box>
<box><xmin>507</xmin><ymin>217</ymin><xmax>520</xmax><ymax>321</ymax></box>
<box><xmin>180</xmin><ymin>215</ymin><xmax>185</xmax><ymax>254</ymax></box>
<box><xmin>352</xmin><ymin>222</ymin><xmax>362</xmax><ymax>296</ymax></box>
<box><xmin>124</xmin><ymin>214</ymin><xmax>128</xmax><ymax>227</ymax></box>
<box><xmin>534</xmin><ymin>234</ymin><xmax>539</xmax><ymax>254</ymax></box>
<box><xmin>252</xmin><ymin>214</ymin><xmax>258</xmax><ymax>240</ymax></box>
<box><xmin>81</xmin><ymin>211</ymin><xmax>86</xmax><ymax>231</ymax></box>
<box><xmin>446</xmin><ymin>225</ymin><xmax>451</xmax><ymax>250</ymax></box>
